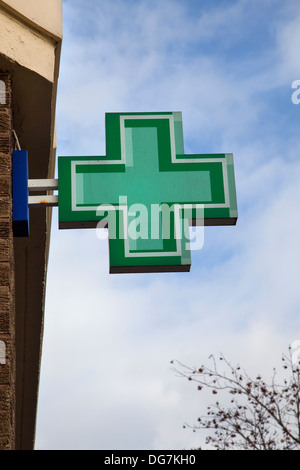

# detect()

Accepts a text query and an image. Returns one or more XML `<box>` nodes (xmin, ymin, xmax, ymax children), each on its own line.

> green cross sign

<box><xmin>58</xmin><ymin>112</ymin><xmax>238</xmax><ymax>273</ymax></box>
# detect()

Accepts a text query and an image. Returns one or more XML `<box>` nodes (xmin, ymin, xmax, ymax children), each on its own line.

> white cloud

<box><xmin>276</xmin><ymin>6</ymin><xmax>300</xmax><ymax>79</ymax></box>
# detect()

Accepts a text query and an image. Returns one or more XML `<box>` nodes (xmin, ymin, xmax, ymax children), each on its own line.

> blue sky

<box><xmin>35</xmin><ymin>0</ymin><xmax>300</xmax><ymax>450</ymax></box>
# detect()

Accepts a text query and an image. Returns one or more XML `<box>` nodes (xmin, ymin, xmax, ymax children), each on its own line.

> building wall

<box><xmin>0</xmin><ymin>74</ymin><xmax>15</xmax><ymax>450</ymax></box>
<box><xmin>0</xmin><ymin>0</ymin><xmax>62</xmax><ymax>450</ymax></box>
<box><xmin>0</xmin><ymin>0</ymin><xmax>62</xmax><ymax>82</ymax></box>
<box><xmin>0</xmin><ymin>0</ymin><xmax>62</xmax><ymax>39</ymax></box>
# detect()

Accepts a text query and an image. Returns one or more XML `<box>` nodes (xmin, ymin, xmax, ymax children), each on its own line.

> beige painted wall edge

<box><xmin>0</xmin><ymin>0</ymin><xmax>62</xmax><ymax>41</ymax></box>
<box><xmin>0</xmin><ymin>4</ymin><xmax>62</xmax><ymax>83</ymax></box>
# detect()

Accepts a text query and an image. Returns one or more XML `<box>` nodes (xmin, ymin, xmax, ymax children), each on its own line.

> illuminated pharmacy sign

<box><xmin>13</xmin><ymin>112</ymin><xmax>238</xmax><ymax>273</ymax></box>
<box><xmin>58</xmin><ymin>112</ymin><xmax>237</xmax><ymax>273</ymax></box>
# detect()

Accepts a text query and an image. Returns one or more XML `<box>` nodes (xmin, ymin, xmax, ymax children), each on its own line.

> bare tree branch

<box><xmin>171</xmin><ymin>346</ymin><xmax>300</xmax><ymax>450</ymax></box>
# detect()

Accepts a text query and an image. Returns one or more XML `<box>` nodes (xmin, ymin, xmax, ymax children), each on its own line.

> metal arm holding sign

<box><xmin>28</xmin><ymin>179</ymin><xmax>58</xmax><ymax>207</ymax></box>
<box><xmin>13</xmin><ymin>112</ymin><xmax>238</xmax><ymax>273</ymax></box>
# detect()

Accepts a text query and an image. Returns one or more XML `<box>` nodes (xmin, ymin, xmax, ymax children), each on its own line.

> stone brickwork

<box><xmin>0</xmin><ymin>73</ymin><xmax>15</xmax><ymax>450</ymax></box>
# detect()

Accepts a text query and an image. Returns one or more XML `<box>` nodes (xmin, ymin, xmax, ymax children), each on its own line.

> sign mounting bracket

<box><xmin>28</xmin><ymin>178</ymin><xmax>59</xmax><ymax>207</ymax></box>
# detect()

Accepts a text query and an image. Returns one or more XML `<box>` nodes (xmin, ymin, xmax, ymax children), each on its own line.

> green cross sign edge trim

<box><xmin>58</xmin><ymin>112</ymin><xmax>238</xmax><ymax>273</ymax></box>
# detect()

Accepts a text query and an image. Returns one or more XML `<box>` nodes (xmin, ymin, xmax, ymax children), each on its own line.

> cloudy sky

<box><xmin>35</xmin><ymin>0</ymin><xmax>300</xmax><ymax>450</ymax></box>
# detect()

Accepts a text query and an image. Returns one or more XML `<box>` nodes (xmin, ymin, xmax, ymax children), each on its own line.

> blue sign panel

<box><xmin>12</xmin><ymin>150</ymin><xmax>29</xmax><ymax>237</ymax></box>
